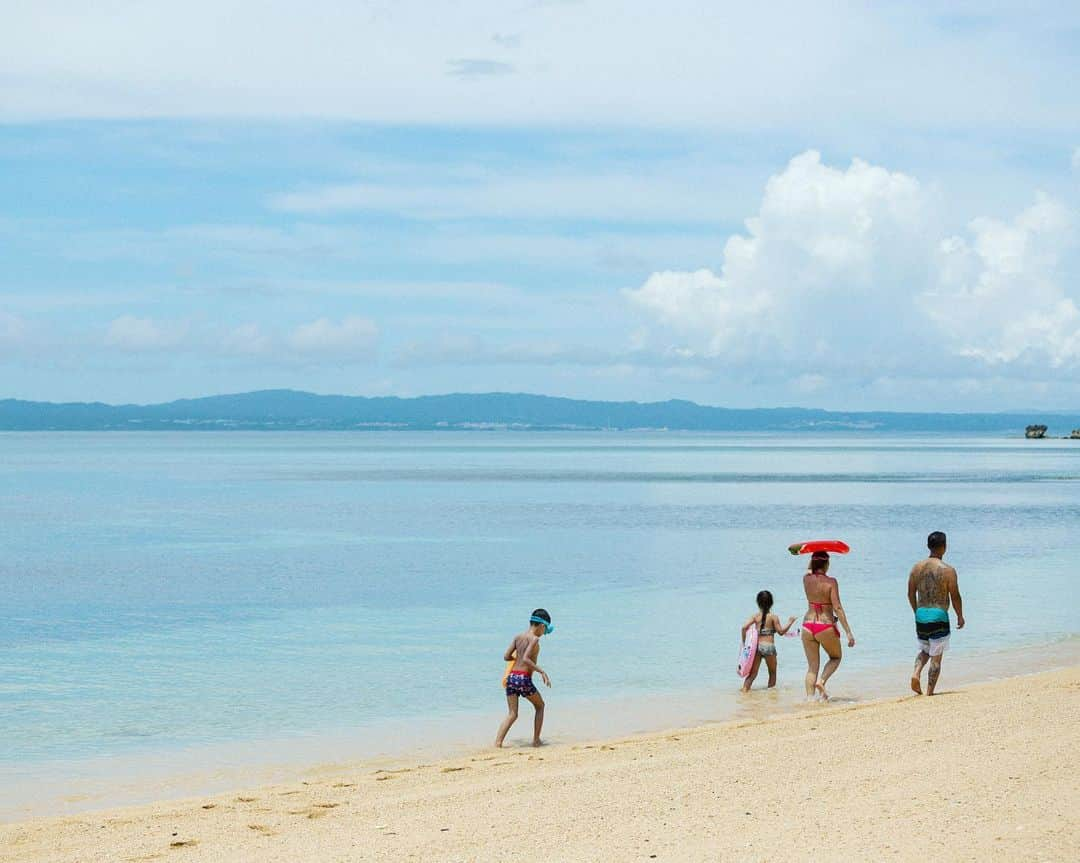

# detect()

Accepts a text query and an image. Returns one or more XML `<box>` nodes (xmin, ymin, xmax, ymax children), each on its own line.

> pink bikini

<box><xmin>803</xmin><ymin>601</ymin><xmax>839</xmax><ymax>636</ymax></box>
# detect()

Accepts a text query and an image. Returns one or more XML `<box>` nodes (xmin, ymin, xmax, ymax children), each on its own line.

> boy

<box><xmin>494</xmin><ymin>608</ymin><xmax>553</xmax><ymax>748</ymax></box>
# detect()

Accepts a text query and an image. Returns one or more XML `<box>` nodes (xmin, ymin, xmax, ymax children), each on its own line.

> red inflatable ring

<box><xmin>788</xmin><ymin>539</ymin><xmax>850</xmax><ymax>556</ymax></box>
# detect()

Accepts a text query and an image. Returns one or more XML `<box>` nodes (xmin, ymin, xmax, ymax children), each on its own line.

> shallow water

<box><xmin>1</xmin><ymin>431</ymin><xmax>1078</xmax><ymax>817</ymax></box>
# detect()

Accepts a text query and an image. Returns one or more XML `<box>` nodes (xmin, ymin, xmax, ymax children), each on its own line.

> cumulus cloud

<box><xmin>627</xmin><ymin>150</ymin><xmax>1080</xmax><ymax>380</ymax></box>
<box><xmin>286</xmin><ymin>316</ymin><xmax>378</xmax><ymax>360</ymax></box>
<box><xmin>104</xmin><ymin>315</ymin><xmax>189</xmax><ymax>352</ymax></box>
<box><xmin>924</xmin><ymin>196</ymin><xmax>1078</xmax><ymax>366</ymax></box>
<box><xmin>627</xmin><ymin>151</ymin><xmax>930</xmax><ymax>368</ymax></box>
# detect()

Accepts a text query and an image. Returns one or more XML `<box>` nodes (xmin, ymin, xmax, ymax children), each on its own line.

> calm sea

<box><xmin>2</xmin><ymin>432</ymin><xmax>1078</xmax><ymax>816</ymax></box>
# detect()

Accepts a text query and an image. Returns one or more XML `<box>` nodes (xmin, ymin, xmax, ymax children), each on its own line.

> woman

<box><xmin>801</xmin><ymin>551</ymin><xmax>855</xmax><ymax>700</ymax></box>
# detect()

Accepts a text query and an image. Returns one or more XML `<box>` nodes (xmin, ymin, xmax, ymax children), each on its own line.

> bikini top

<box><xmin>759</xmin><ymin>615</ymin><xmax>776</xmax><ymax>636</ymax></box>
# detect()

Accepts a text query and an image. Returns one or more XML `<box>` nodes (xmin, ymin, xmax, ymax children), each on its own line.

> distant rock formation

<box><xmin>1025</xmin><ymin>424</ymin><xmax>1048</xmax><ymax>439</ymax></box>
<box><xmin>1070</xmin><ymin>429</ymin><xmax>1080</xmax><ymax>440</ymax></box>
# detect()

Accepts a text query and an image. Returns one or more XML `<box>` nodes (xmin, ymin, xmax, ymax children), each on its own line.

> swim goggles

<box><xmin>530</xmin><ymin>615</ymin><xmax>554</xmax><ymax>634</ymax></box>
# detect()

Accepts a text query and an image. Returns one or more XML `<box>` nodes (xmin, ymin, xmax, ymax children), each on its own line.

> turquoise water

<box><xmin>2</xmin><ymin>432</ymin><xmax>1078</xmax><ymax>806</ymax></box>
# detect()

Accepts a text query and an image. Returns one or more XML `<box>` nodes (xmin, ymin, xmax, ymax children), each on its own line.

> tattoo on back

<box><xmin>915</xmin><ymin>564</ymin><xmax>949</xmax><ymax>607</ymax></box>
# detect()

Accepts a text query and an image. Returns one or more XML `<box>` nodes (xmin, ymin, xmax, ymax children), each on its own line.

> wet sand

<box><xmin>2</xmin><ymin>667</ymin><xmax>1077</xmax><ymax>862</ymax></box>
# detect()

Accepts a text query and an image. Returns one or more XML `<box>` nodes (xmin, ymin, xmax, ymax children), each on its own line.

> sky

<box><xmin>2</xmin><ymin>1</ymin><xmax>1079</xmax><ymax>410</ymax></box>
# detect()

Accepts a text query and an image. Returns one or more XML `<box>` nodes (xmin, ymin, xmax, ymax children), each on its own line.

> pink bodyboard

<box><xmin>737</xmin><ymin>624</ymin><xmax>759</xmax><ymax>678</ymax></box>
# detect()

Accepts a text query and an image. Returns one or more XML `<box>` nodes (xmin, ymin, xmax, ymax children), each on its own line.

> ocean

<box><xmin>2</xmin><ymin>431</ymin><xmax>1078</xmax><ymax>817</ymax></box>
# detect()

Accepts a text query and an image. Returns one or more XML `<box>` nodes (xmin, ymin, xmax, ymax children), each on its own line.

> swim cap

<box><xmin>530</xmin><ymin>608</ymin><xmax>554</xmax><ymax>634</ymax></box>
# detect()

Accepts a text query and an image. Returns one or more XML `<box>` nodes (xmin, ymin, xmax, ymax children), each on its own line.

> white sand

<box><xmin>2</xmin><ymin>667</ymin><xmax>1077</xmax><ymax>862</ymax></box>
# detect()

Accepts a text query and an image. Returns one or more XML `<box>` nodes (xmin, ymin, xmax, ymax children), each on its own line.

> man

<box><xmin>908</xmin><ymin>531</ymin><xmax>965</xmax><ymax>695</ymax></box>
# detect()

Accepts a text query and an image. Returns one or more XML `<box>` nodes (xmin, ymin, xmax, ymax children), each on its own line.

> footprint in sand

<box><xmin>168</xmin><ymin>839</ymin><xmax>198</xmax><ymax>848</ymax></box>
<box><xmin>199</xmin><ymin>804</ymin><xmax>216</xmax><ymax>810</ymax></box>
<box><xmin>235</xmin><ymin>796</ymin><xmax>257</xmax><ymax>803</ymax></box>
<box><xmin>331</xmin><ymin>782</ymin><xmax>356</xmax><ymax>788</ymax></box>
<box><xmin>440</xmin><ymin>766</ymin><xmax>469</xmax><ymax>773</ymax></box>
<box><xmin>247</xmin><ymin>824</ymin><xmax>276</xmax><ymax>836</ymax></box>
<box><xmin>289</xmin><ymin>807</ymin><xmax>332</xmax><ymax>820</ymax></box>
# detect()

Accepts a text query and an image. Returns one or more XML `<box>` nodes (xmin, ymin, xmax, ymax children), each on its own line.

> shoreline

<box><xmin>4</xmin><ymin>635</ymin><xmax>1079</xmax><ymax>824</ymax></box>
<box><xmin>3</xmin><ymin>667</ymin><xmax>1078</xmax><ymax>862</ymax></box>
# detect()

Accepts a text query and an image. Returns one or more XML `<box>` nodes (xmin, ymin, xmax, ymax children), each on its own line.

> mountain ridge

<box><xmin>1</xmin><ymin>389</ymin><xmax>1076</xmax><ymax>433</ymax></box>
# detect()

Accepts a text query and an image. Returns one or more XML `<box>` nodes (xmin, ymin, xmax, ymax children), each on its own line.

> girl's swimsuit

<box><xmin>505</xmin><ymin>669</ymin><xmax>538</xmax><ymax>697</ymax></box>
<box><xmin>757</xmin><ymin>619</ymin><xmax>777</xmax><ymax>655</ymax></box>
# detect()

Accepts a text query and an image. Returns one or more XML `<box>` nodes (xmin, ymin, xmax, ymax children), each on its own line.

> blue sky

<box><xmin>2</xmin><ymin>1</ymin><xmax>1079</xmax><ymax>409</ymax></box>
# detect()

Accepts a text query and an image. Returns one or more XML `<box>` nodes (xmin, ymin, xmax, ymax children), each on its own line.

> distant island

<box><xmin>2</xmin><ymin>390</ymin><xmax>1079</xmax><ymax>433</ymax></box>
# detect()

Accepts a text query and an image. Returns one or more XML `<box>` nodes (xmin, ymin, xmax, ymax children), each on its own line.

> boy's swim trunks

<box><xmin>505</xmin><ymin>670</ymin><xmax>538</xmax><ymax>697</ymax></box>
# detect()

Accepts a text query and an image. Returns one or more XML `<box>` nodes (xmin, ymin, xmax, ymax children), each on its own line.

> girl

<box><xmin>740</xmin><ymin>590</ymin><xmax>797</xmax><ymax>691</ymax></box>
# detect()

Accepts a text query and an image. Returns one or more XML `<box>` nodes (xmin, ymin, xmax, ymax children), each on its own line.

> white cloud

<box><xmin>270</xmin><ymin>172</ymin><xmax>728</xmax><ymax>224</ymax></box>
<box><xmin>0</xmin><ymin>311</ymin><xmax>28</xmax><ymax>344</ymax></box>
<box><xmin>924</xmin><ymin>195</ymin><xmax>1079</xmax><ymax>366</ymax></box>
<box><xmin>0</xmin><ymin>311</ymin><xmax>32</xmax><ymax>359</ymax></box>
<box><xmin>627</xmin><ymin>151</ymin><xmax>930</xmax><ymax>366</ymax></box>
<box><xmin>628</xmin><ymin>151</ymin><xmax>1080</xmax><ymax>379</ymax></box>
<box><xmin>286</xmin><ymin>316</ymin><xmax>378</xmax><ymax>360</ymax></box>
<box><xmin>221</xmin><ymin>322</ymin><xmax>272</xmax><ymax>356</ymax></box>
<box><xmin>104</xmin><ymin>315</ymin><xmax>189</xmax><ymax>352</ymax></box>
<box><xmin>3</xmin><ymin>2</ymin><xmax>1077</xmax><ymax>135</ymax></box>
<box><xmin>446</xmin><ymin>59</ymin><xmax>515</xmax><ymax>78</ymax></box>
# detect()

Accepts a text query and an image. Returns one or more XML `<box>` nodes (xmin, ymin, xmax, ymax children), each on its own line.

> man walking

<box><xmin>908</xmin><ymin>531</ymin><xmax>965</xmax><ymax>695</ymax></box>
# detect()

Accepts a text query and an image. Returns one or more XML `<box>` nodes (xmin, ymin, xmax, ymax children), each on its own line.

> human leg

<box><xmin>815</xmin><ymin>629</ymin><xmax>843</xmax><ymax>700</ymax></box>
<box><xmin>926</xmin><ymin>634</ymin><xmax>949</xmax><ymax>695</ymax></box>
<box><xmin>911</xmin><ymin>647</ymin><xmax>930</xmax><ymax>694</ymax></box>
<box><xmin>494</xmin><ymin>694</ymin><xmax>520</xmax><ymax>747</ymax></box>
<box><xmin>525</xmin><ymin>691</ymin><xmax>545</xmax><ymax>745</ymax></box>
<box><xmin>927</xmin><ymin>655</ymin><xmax>943</xmax><ymax>694</ymax></box>
<box><xmin>764</xmin><ymin>654</ymin><xmax>778</xmax><ymax>688</ymax></box>
<box><xmin>743</xmin><ymin>652</ymin><xmax>763</xmax><ymax>692</ymax></box>
<box><xmin>802</xmin><ymin>631</ymin><xmax>820</xmax><ymax>699</ymax></box>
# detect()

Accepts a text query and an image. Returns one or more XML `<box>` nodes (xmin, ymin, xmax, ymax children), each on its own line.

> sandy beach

<box><xmin>2</xmin><ymin>668</ymin><xmax>1077</xmax><ymax>863</ymax></box>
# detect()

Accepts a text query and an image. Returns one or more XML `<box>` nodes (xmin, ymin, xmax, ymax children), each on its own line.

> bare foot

<box><xmin>910</xmin><ymin>675</ymin><xmax>922</xmax><ymax>695</ymax></box>
<box><xmin>532</xmin><ymin>739</ymin><xmax>544</xmax><ymax>748</ymax></box>
<box><xmin>815</xmin><ymin>682</ymin><xmax>829</xmax><ymax>701</ymax></box>
<box><xmin>494</xmin><ymin>742</ymin><xmax>504</xmax><ymax>748</ymax></box>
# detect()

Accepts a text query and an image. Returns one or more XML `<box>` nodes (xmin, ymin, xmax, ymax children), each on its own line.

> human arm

<box><xmin>907</xmin><ymin>568</ymin><xmax>918</xmax><ymax>613</ymax></box>
<box><xmin>740</xmin><ymin>614</ymin><xmax>758</xmax><ymax>640</ymax></box>
<box><xmin>503</xmin><ymin>639</ymin><xmax>518</xmax><ymax>663</ymax></box>
<box><xmin>830</xmin><ymin>580</ymin><xmax>855</xmax><ymax>647</ymax></box>
<box><xmin>776</xmin><ymin>614</ymin><xmax>798</xmax><ymax>635</ymax></box>
<box><xmin>949</xmin><ymin>568</ymin><xmax>964</xmax><ymax>629</ymax></box>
